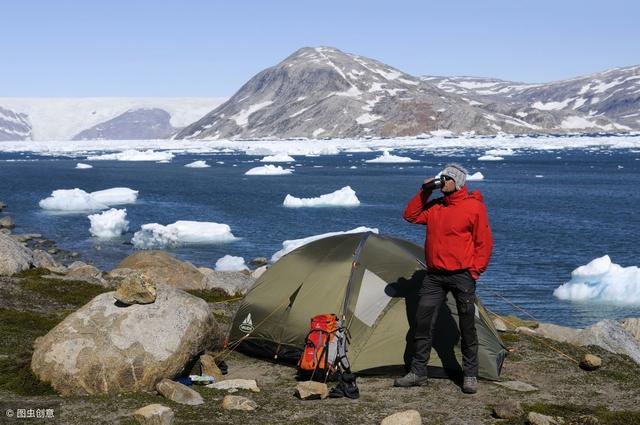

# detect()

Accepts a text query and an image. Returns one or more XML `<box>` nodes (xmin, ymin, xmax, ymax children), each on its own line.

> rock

<box><xmin>156</xmin><ymin>379</ymin><xmax>204</xmax><ymax>405</ymax></box>
<box><xmin>380</xmin><ymin>410</ymin><xmax>422</xmax><ymax>425</ymax></box>
<box><xmin>132</xmin><ymin>404</ymin><xmax>174</xmax><ymax>425</ymax></box>
<box><xmin>570</xmin><ymin>416</ymin><xmax>599</xmax><ymax>425</ymax></box>
<box><xmin>0</xmin><ymin>231</ymin><xmax>33</xmax><ymax>276</ymax></box>
<box><xmin>492</xmin><ymin>400</ymin><xmax>524</xmax><ymax>419</ymax></box>
<box><xmin>62</xmin><ymin>264</ymin><xmax>109</xmax><ymax>287</ymax></box>
<box><xmin>207</xmin><ymin>379</ymin><xmax>260</xmax><ymax>392</ymax></box>
<box><xmin>621</xmin><ymin>318</ymin><xmax>640</xmax><ymax>342</ymax></box>
<box><xmin>494</xmin><ymin>380</ymin><xmax>538</xmax><ymax>392</ymax></box>
<box><xmin>0</xmin><ymin>201</ymin><xmax>6</xmax><ymax>211</ymax></box>
<box><xmin>579</xmin><ymin>354</ymin><xmax>602</xmax><ymax>371</ymax></box>
<box><xmin>68</xmin><ymin>260</ymin><xmax>88</xmax><ymax>270</ymax></box>
<box><xmin>31</xmin><ymin>284</ymin><xmax>216</xmax><ymax>395</ymax></box>
<box><xmin>527</xmin><ymin>411</ymin><xmax>564</xmax><ymax>425</ymax></box>
<box><xmin>199</xmin><ymin>354</ymin><xmax>224</xmax><ymax>382</ymax></box>
<box><xmin>516</xmin><ymin>326</ymin><xmax>538</xmax><ymax>336</ymax></box>
<box><xmin>12</xmin><ymin>233</ymin><xmax>42</xmax><ymax>243</ymax></box>
<box><xmin>0</xmin><ymin>228</ymin><xmax>10</xmax><ymax>235</ymax></box>
<box><xmin>201</xmin><ymin>269</ymin><xmax>256</xmax><ymax>295</ymax></box>
<box><xmin>0</xmin><ymin>216</ymin><xmax>15</xmax><ymax>229</ymax></box>
<box><xmin>222</xmin><ymin>395</ymin><xmax>257</xmax><ymax>411</ymax></box>
<box><xmin>47</xmin><ymin>248</ymin><xmax>59</xmax><ymax>255</ymax></box>
<box><xmin>493</xmin><ymin>317</ymin><xmax>508</xmax><ymax>332</ymax></box>
<box><xmin>70</xmin><ymin>252</ymin><xmax>80</xmax><ymax>258</ymax></box>
<box><xmin>249</xmin><ymin>257</ymin><xmax>268</xmax><ymax>267</ymax></box>
<box><xmin>116</xmin><ymin>251</ymin><xmax>206</xmax><ymax>290</ymax></box>
<box><xmin>294</xmin><ymin>381</ymin><xmax>328</xmax><ymax>400</ymax></box>
<box><xmin>250</xmin><ymin>265</ymin><xmax>268</xmax><ymax>280</ymax></box>
<box><xmin>114</xmin><ymin>271</ymin><xmax>156</xmax><ymax>305</ymax></box>
<box><xmin>32</xmin><ymin>250</ymin><xmax>65</xmax><ymax>273</ymax></box>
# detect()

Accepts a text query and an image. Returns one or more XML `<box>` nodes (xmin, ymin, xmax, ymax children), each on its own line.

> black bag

<box><xmin>328</xmin><ymin>371</ymin><xmax>359</xmax><ymax>399</ymax></box>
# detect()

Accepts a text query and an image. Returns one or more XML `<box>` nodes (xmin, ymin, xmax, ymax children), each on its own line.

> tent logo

<box><xmin>239</xmin><ymin>313</ymin><xmax>254</xmax><ymax>333</ymax></box>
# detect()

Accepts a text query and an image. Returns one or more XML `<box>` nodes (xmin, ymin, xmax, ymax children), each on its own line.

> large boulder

<box><xmin>31</xmin><ymin>284</ymin><xmax>216</xmax><ymax>395</ymax></box>
<box><xmin>115</xmin><ymin>251</ymin><xmax>206</xmax><ymax>290</ymax></box>
<box><xmin>114</xmin><ymin>271</ymin><xmax>156</xmax><ymax>305</ymax></box>
<box><xmin>49</xmin><ymin>264</ymin><xmax>109</xmax><ymax>287</ymax></box>
<box><xmin>200</xmin><ymin>268</ymin><xmax>256</xmax><ymax>295</ymax></box>
<box><xmin>621</xmin><ymin>318</ymin><xmax>640</xmax><ymax>342</ymax></box>
<box><xmin>0</xmin><ymin>231</ymin><xmax>33</xmax><ymax>276</ymax></box>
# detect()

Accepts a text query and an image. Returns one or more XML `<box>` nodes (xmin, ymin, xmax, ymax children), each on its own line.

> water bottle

<box><xmin>422</xmin><ymin>176</ymin><xmax>445</xmax><ymax>191</ymax></box>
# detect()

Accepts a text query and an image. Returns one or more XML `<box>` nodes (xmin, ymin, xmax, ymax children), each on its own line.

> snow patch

<box><xmin>88</xmin><ymin>208</ymin><xmax>129</xmax><ymax>238</ymax></box>
<box><xmin>356</xmin><ymin>113</ymin><xmax>381</xmax><ymax>125</ymax></box>
<box><xmin>231</xmin><ymin>101</ymin><xmax>273</xmax><ymax>127</ymax></box>
<box><xmin>132</xmin><ymin>221</ymin><xmax>237</xmax><ymax>249</ymax></box>
<box><xmin>532</xmin><ymin>99</ymin><xmax>573</xmax><ymax>110</ymax></box>
<box><xmin>283</xmin><ymin>186</ymin><xmax>360</xmax><ymax>208</ymax></box>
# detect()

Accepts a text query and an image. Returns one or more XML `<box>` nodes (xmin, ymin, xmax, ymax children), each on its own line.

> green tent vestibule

<box><xmin>228</xmin><ymin>232</ymin><xmax>506</xmax><ymax>380</ymax></box>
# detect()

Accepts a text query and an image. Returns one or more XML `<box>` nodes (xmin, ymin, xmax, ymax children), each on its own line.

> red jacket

<box><xmin>403</xmin><ymin>185</ymin><xmax>493</xmax><ymax>280</ymax></box>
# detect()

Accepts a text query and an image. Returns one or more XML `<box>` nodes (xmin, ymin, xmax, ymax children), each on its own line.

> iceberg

<box><xmin>185</xmin><ymin>160</ymin><xmax>210</xmax><ymax>168</ymax></box>
<box><xmin>215</xmin><ymin>255</ymin><xmax>248</xmax><ymax>271</ymax></box>
<box><xmin>245</xmin><ymin>165</ymin><xmax>293</xmax><ymax>175</ymax></box>
<box><xmin>260</xmin><ymin>153</ymin><xmax>294</xmax><ymax>162</ymax></box>
<box><xmin>87</xmin><ymin>149</ymin><xmax>174</xmax><ymax>162</ymax></box>
<box><xmin>484</xmin><ymin>148</ymin><xmax>514</xmax><ymax>156</ymax></box>
<box><xmin>283</xmin><ymin>186</ymin><xmax>360</xmax><ymax>208</ymax></box>
<box><xmin>553</xmin><ymin>255</ymin><xmax>640</xmax><ymax>303</ymax></box>
<box><xmin>88</xmin><ymin>208</ymin><xmax>129</xmax><ymax>238</ymax></box>
<box><xmin>271</xmin><ymin>226</ymin><xmax>379</xmax><ymax>262</ymax></box>
<box><xmin>90</xmin><ymin>188</ymin><xmax>139</xmax><ymax>206</ymax></box>
<box><xmin>131</xmin><ymin>220</ymin><xmax>237</xmax><ymax>249</ymax></box>
<box><xmin>75</xmin><ymin>163</ymin><xmax>93</xmax><ymax>169</ymax></box>
<box><xmin>39</xmin><ymin>187</ymin><xmax>138</xmax><ymax>212</ymax></box>
<box><xmin>478</xmin><ymin>155</ymin><xmax>504</xmax><ymax>161</ymax></box>
<box><xmin>466</xmin><ymin>172</ymin><xmax>484</xmax><ymax>181</ymax></box>
<box><xmin>365</xmin><ymin>150</ymin><xmax>419</xmax><ymax>163</ymax></box>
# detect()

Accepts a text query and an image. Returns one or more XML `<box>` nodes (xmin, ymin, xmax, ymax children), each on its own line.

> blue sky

<box><xmin>3</xmin><ymin>0</ymin><xmax>639</xmax><ymax>96</ymax></box>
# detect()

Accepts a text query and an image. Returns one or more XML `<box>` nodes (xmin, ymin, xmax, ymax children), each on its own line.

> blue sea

<box><xmin>1</xmin><ymin>141</ymin><xmax>639</xmax><ymax>327</ymax></box>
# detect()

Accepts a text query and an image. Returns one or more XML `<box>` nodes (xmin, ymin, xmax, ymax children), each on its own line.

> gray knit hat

<box><xmin>441</xmin><ymin>163</ymin><xmax>468</xmax><ymax>190</ymax></box>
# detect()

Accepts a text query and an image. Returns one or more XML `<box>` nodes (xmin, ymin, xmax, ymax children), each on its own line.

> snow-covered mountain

<box><xmin>424</xmin><ymin>65</ymin><xmax>640</xmax><ymax>132</ymax></box>
<box><xmin>176</xmin><ymin>47</ymin><xmax>546</xmax><ymax>140</ymax></box>
<box><xmin>0</xmin><ymin>98</ymin><xmax>226</xmax><ymax>141</ymax></box>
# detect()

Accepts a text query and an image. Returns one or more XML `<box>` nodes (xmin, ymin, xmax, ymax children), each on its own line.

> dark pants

<box><xmin>410</xmin><ymin>270</ymin><xmax>479</xmax><ymax>378</ymax></box>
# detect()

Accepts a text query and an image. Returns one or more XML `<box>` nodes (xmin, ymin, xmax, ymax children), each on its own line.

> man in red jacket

<box><xmin>394</xmin><ymin>163</ymin><xmax>493</xmax><ymax>394</ymax></box>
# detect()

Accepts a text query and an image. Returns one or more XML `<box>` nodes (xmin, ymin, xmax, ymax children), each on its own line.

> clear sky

<box><xmin>3</xmin><ymin>0</ymin><xmax>639</xmax><ymax>97</ymax></box>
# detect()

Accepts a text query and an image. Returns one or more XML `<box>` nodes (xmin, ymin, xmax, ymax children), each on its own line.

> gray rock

<box><xmin>0</xmin><ymin>231</ymin><xmax>33</xmax><ymax>276</ymax></box>
<box><xmin>156</xmin><ymin>378</ymin><xmax>204</xmax><ymax>406</ymax></box>
<box><xmin>380</xmin><ymin>410</ymin><xmax>422</xmax><ymax>425</ymax></box>
<box><xmin>249</xmin><ymin>257</ymin><xmax>268</xmax><ymax>267</ymax></box>
<box><xmin>207</xmin><ymin>379</ymin><xmax>260</xmax><ymax>392</ymax></box>
<box><xmin>201</xmin><ymin>269</ymin><xmax>256</xmax><ymax>295</ymax></box>
<box><xmin>63</xmin><ymin>264</ymin><xmax>109</xmax><ymax>287</ymax></box>
<box><xmin>132</xmin><ymin>404</ymin><xmax>174</xmax><ymax>425</ymax></box>
<box><xmin>516</xmin><ymin>326</ymin><xmax>538</xmax><ymax>336</ymax></box>
<box><xmin>494</xmin><ymin>380</ymin><xmax>538</xmax><ymax>392</ymax></box>
<box><xmin>0</xmin><ymin>228</ymin><xmax>11</xmax><ymax>235</ymax></box>
<box><xmin>493</xmin><ymin>400</ymin><xmax>524</xmax><ymax>419</ymax></box>
<box><xmin>115</xmin><ymin>251</ymin><xmax>206</xmax><ymax>290</ymax></box>
<box><xmin>12</xmin><ymin>233</ymin><xmax>42</xmax><ymax>243</ymax></box>
<box><xmin>31</xmin><ymin>284</ymin><xmax>216</xmax><ymax>395</ymax></box>
<box><xmin>32</xmin><ymin>250</ymin><xmax>65</xmax><ymax>273</ymax></box>
<box><xmin>68</xmin><ymin>261</ymin><xmax>88</xmax><ymax>270</ymax></box>
<box><xmin>0</xmin><ymin>216</ymin><xmax>15</xmax><ymax>229</ymax></box>
<box><xmin>295</xmin><ymin>381</ymin><xmax>328</xmax><ymax>400</ymax></box>
<box><xmin>0</xmin><ymin>201</ymin><xmax>6</xmax><ymax>211</ymax></box>
<box><xmin>250</xmin><ymin>265</ymin><xmax>268</xmax><ymax>280</ymax></box>
<box><xmin>526</xmin><ymin>411</ymin><xmax>564</xmax><ymax>425</ymax></box>
<box><xmin>493</xmin><ymin>317</ymin><xmax>508</xmax><ymax>332</ymax></box>
<box><xmin>222</xmin><ymin>395</ymin><xmax>257</xmax><ymax>411</ymax></box>
<box><xmin>621</xmin><ymin>318</ymin><xmax>640</xmax><ymax>342</ymax></box>
<box><xmin>114</xmin><ymin>271</ymin><xmax>156</xmax><ymax>305</ymax></box>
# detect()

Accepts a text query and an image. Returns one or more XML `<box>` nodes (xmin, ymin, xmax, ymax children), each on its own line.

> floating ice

<box><xmin>485</xmin><ymin>148</ymin><xmax>514</xmax><ymax>156</ymax></box>
<box><xmin>88</xmin><ymin>208</ymin><xmax>129</xmax><ymax>238</ymax></box>
<box><xmin>87</xmin><ymin>149</ymin><xmax>174</xmax><ymax>162</ymax></box>
<box><xmin>553</xmin><ymin>255</ymin><xmax>640</xmax><ymax>304</ymax></box>
<box><xmin>478</xmin><ymin>155</ymin><xmax>504</xmax><ymax>161</ymax></box>
<box><xmin>75</xmin><ymin>163</ymin><xmax>93</xmax><ymax>169</ymax></box>
<box><xmin>39</xmin><ymin>187</ymin><xmax>138</xmax><ymax>211</ymax></box>
<box><xmin>466</xmin><ymin>172</ymin><xmax>484</xmax><ymax>181</ymax></box>
<box><xmin>215</xmin><ymin>255</ymin><xmax>248</xmax><ymax>271</ymax></box>
<box><xmin>271</xmin><ymin>226</ymin><xmax>379</xmax><ymax>262</ymax></box>
<box><xmin>260</xmin><ymin>153</ymin><xmax>294</xmax><ymax>162</ymax></box>
<box><xmin>245</xmin><ymin>165</ymin><xmax>293</xmax><ymax>175</ymax></box>
<box><xmin>365</xmin><ymin>150</ymin><xmax>419</xmax><ymax>163</ymax></box>
<box><xmin>132</xmin><ymin>220</ymin><xmax>237</xmax><ymax>249</ymax></box>
<box><xmin>185</xmin><ymin>160</ymin><xmax>210</xmax><ymax>168</ymax></box>
<box><xmin>283</xmin><ymin>186</ymin><xmax>360</xmax><ymax>208</ymax></box>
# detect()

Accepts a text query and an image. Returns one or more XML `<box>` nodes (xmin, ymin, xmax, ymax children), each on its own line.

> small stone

<box><xmin>222</xmin><ymin>395</ymin><xmax>257</xmax><ymax>411</ymax></box>
<box><xmin>114</xmin><ymin>271</ymin><xmax>156</xmax><ymax>305</ymax></box>
<box><xmin>207</xmin><ymin>379</ymin><xmax>260</xmax><ymax>392</ymax></box>
<box><xmin>494</xmin><ymin>380</ymin><xmax>538</xmax><ymax>392</ymax></box>
<box><xmin>0</xmin><ymin>201</ymin><xmax>6</xmax><ymax>211</ymax></box>
<box><xmin>156</xmin><ymin>379</ymin><xmax>204</xmax><ymax>405</ymax></box>
<box><xmin>0</xmin><ymin>228</ymin><xmax>10</xmax><ymax>235</ymax></box>
<box><xmin>295</xmin><ymin>381</ymin><xmax>328</xmax><ymax>400</ymax></box>
<box><xmin>492</xmin><ymin>400</ymin><xmax>524</xmax><ymax>419</ymax></box>
<box><xmin>70</xmin><ymin>252</ymin><xmax>80</xmax><ymax>258</ymax></box>
<box><xmin>12</xmin><ymin>233</ymin><xmax>42</xmax><ymax>243</ymax></box>
<box><xmin>200</xmin><ymin>354</ymin><xmax>224</xmax><ymax>382</ymax></box>
<box><xmin>493</xmin><ymin>317</ymin><xmax>508</xmax><ymax>332</ymax></box>
<box><xmin>132</xmin><ymin>404</ymin><xmax>174</xmax><ymax>425</ymax></box>
<box><xmin>515</xmin><ymin>326</ymin><xmax>538</xmax><ymax>336</ymax></box>
<box><xmin>47</xmin><ymin>248</ymin><xmax>59</xmax><ymax>255</ymax></box>
<box><xmin>251</xmin><ymin>265</ymin><xmax>268</xmax><ymax>279</ymax></box>
<box><xmin>380</xmin><ymin>409</ymin><xmax>422</xmax><ymax>425</ymax></box>
<box><xmin>527</xmin><ymin>411</ymin><xmax>564</xmax><ymax>425</ymax></box>
<box><xmin>579</xmin><ymin>354</ymin><xmax>602</xmax><ymax>371</ymax></box>
<box><xmin>249</xmin><ymin>257</ymin><xmax>269</xmax><ymax>267</ymax></box>
<box><xmin>0</xmin><ymin>216</ymin><xmax>15</xmax><ymax>229</ymax></box>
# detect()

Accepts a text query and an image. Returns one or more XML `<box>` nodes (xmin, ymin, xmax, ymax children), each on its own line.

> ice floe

<box><xmin>365</xmin><ymin>150</ymin><xmax>419</xmax><ymax>163</ymax></box>
<box><xmin>466</xmin><ymin>172</ymin><xmax>484</xmax><ymax>181</ymax></box>
<box><xmin>131</xmin><ymin>220</ymin><xmax>237</xmax><ymax>249</ymax></box>
<box><xmin>215</xmin><ymin>255</ymin><xmax>248</xmax><ymax>271</ymax></box>
<box><xmin>245</xmin><ymin>165</ymin><xmax>293</xmax><ymax>175</ymax></box>
<box><xmin>283</xmin><ymin>186</ymin><xmax>360</xmax><ymax>208</ymax></box>
<box><xmin>88</xmin><ymin>208</ymin><xmax>129</xmax><ymax>238</ymax></box>
<box><xmin>271</xmin><ymin>226</ymin><xmax>379</xmax><ymax>262</ymax></box>
<box><xmin>39</xmin><ymin>187</ymin><xmax>138</xmax><ymax>211</ymax></box>
<box><xmin>478</xmin><ymin>155</ymin><xmax>504</xmax><ymax>161</ymax></box>
<box><xmin>260</xmin><ymin>153</ymin><xmax>295</xmax><ymax>162</ymax></box>
<box><xmin>185</xmin><ymin>160</ymin><xmax>210</xmax><ymax>168</ymax></box>
<box><xmin>75</xmin><ymin>163</ymin><xmax>93</xmax><ymax>169</ymax></box>
<box><xmin>87</xmin><ymin>149</ymin><xmax>174</xmax><ymax>162</ymax></box>
<box><xmin>553</xmin><ymin>255</ymin><xmax>640</xmax><ymax>304</ymax></box>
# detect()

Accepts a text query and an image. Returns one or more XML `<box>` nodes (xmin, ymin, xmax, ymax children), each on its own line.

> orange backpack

<box><xmin>298</xmin><ymin>313</ymin><xmax>350</xmax><ymax>379</ymax></box>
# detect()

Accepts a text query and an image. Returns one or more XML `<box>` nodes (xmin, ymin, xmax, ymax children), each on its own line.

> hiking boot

<box><xmin>462</xmin><ymin>376</ymin><xmax>477</xmax><ymax>394</ymax></box>
<box><xmin>393</xmin><ymin>372</ymin><xmax>428</xmax><ymax>387</ymax></box>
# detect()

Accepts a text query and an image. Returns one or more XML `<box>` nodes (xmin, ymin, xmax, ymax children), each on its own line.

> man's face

<box><xmin>441</xmin><ymin>176</ymin><xmax>457</xmax><ymax>194</ymax></box>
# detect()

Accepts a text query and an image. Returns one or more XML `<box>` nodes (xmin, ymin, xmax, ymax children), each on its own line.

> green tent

<box><xmin>228</xmin><ymin>232</ymin><xmax>506</xmax><ymax>380</ymax></box>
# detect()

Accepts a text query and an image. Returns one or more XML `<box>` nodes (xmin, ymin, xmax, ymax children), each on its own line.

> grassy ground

<box><xmin>1</xmin><ymin>269</ymin><xmax>639</xmax><ymax>424</ymax></box>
